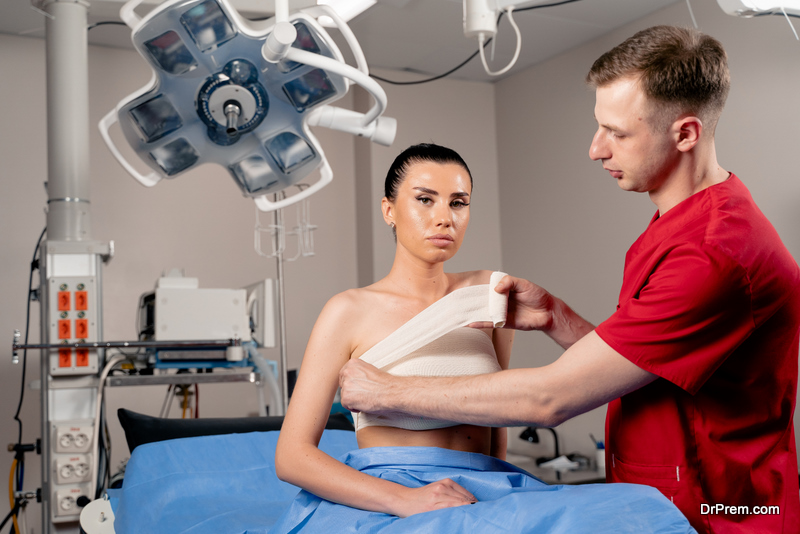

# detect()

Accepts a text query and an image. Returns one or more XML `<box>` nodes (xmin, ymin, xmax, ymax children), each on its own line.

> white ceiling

<box><xmin>1</xmin><ymin>0</ymin><xmax>682</xmax><ymax>83</ymax></box>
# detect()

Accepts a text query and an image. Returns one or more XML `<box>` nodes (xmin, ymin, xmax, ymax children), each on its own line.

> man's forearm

<box><xmin>544</xmin><ymin>297</ymin><xmax>595</xmax><ymax>349</ymax></box>
<box><xmin>384</xmin><ymin>368</ymin><xmax>561</xmax><ymax>428</ymax></box>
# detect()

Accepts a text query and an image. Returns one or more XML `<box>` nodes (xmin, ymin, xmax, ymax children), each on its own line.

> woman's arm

<box><xmin>489</xmin><ymin>327</ymin><xmax>514</xmax><ymax>459</ymax></box>
<box><xmin>275</xmin><ymin>292</ymin><xmax>477</xmax><ymax>517</ymax></box>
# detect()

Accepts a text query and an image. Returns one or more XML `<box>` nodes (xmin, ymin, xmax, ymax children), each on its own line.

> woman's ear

<box><xmin>381</xmin><ymin>197</ymin><xmax>394</xmax><ymax>227</ymax></box>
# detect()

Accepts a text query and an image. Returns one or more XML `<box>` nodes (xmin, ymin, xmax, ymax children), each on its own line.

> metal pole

<box><xmin>44</xmin><ymin>0</ymin><xmax>92</xmax><ymax>242</ymax></box>
<box><xmin>273</xmin><ymin>198</ymin><xmax>290</xmax><ymax>412</ymax></box>
<box><xmin>41</xmin><ymin>2</ymin><xmax>92</xmax><ymax>530</ymax></box>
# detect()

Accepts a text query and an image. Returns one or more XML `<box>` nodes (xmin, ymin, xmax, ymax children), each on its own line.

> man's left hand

<box><xmin>339</xmin><ymin>358</ymin><xmax>396</xmax><ymax>414</ymax></box>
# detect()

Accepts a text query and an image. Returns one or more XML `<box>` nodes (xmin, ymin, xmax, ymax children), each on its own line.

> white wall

<box><xmin>495</xmin><ymin>1</ymin><xmax>800</xmax><ymax>462</ymax></box>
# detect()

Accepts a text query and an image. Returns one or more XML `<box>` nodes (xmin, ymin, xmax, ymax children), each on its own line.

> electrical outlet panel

<box><xmin>54</xmin><ymin>455</ymin><xmax>91</xmax><ymax>484</ymax></box>
<box><xmin>54</xmin><ymin>485</ymin><xmax>90</xmax><ymax>519</ymax></box>
<box><xmin>54</xmin><ymin>423</ymin><xmax>93</xmax><ymax>453</ymax></box>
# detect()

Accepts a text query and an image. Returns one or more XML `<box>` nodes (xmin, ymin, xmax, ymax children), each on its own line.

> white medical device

<box><xmin>100</xmin><ymin>0</ymin><xmax>396</xmax><ymax>212</ymax></box>
<box><xmin>717</xmin><ymin>0</ymin><xmax>800</xmax><ymax>17</ymax></box>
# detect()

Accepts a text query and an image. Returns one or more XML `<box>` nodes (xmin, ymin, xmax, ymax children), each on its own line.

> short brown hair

<box><xmin>586</xmin><ymin>26</ymin><xmax>730</xmax><ymax>133</ymax></box>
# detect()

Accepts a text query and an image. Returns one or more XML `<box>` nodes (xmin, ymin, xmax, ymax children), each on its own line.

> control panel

<box><xmin>48</xmin><ymin>277</ymin><xmax>99</xmax><ymax>376</ymax></box>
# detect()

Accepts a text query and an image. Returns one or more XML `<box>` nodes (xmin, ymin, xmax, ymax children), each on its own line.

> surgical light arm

<box><xmin>717</xmin><ymin>0</ymin><xmax>800</xmax><ymax>17</ymax></box>
<box><xmin>101</xmin><ymin>0</ymin><xmax>396</xmax><ymax>212</ymax></box>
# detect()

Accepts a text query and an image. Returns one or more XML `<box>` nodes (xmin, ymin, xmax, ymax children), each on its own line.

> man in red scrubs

<box><xmin>339</xmin><ymin>26</ymin><xmax>800</xmax><ymax>533</ymax></box>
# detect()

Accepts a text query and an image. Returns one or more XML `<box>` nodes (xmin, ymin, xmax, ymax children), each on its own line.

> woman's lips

<box><xmin>428</xmin><ymin>234</ymin><xmax>454</xmax><ymax>247</ymax></box>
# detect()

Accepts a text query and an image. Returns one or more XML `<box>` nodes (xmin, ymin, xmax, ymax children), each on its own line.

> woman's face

<box><xmin>383</xmin><ymin>161</ymin><xmax>472</xmax><ymax>265</ymax></box>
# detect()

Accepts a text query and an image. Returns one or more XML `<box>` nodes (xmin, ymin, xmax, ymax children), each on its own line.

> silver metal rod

<box><xmin>107</xmin><ymin>372</ymin><xmax>261</xmax><ymax>388</ymax></box>
<box><xmin>45</xmin><ymin>0</ymin><xmax>92</xmax><ymax>242</ymax></box>
<box><xmin>14</xmin><ymin>338</ymin><xmax>241</xmax><ymax>351</ymax></box>
<box><xmin>224</xmin><ymin>102</ymin><xmax>241</xmax><ymax>135</ymax></box>
<box><xmin>274</xmin><ymin>197</ymin><xmax>289</xmax><ymax>412</ymax></box>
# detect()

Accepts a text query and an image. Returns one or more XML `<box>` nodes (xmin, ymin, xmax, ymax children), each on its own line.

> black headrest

<box><xmin>118</xmin><ymin>408</ymin><xmax>354</xmax><ymax>452</ymax></box>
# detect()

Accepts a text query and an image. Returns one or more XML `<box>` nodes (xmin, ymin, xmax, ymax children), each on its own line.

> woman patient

<box><xmin>271</xmin><ymin>144</ymin><xmax>695</xmax><ymax>534</ymax></box>
<box><xmin>274</xmin><ymin>143</ymin><xmax>513</xmax><ymax>516</ymax></box>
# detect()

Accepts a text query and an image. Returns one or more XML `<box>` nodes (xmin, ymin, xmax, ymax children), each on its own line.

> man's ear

<box><xmin>675</xmin><ymin>116</ymin><xmax>703</xmax><ymax>153</ymax></box>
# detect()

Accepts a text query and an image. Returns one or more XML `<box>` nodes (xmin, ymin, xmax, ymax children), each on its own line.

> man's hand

<box><xmin>472</xmin><ymin>275</ymin><xmax>594</xmax><ymax>349</ymax></box>
<box><xmin>472</xmin><ymin>275</ymin><xmax>556</xmax><ymax>331</ymax></box>
<box><xmin>391</xmin><ymin>479</ymin><xmax>477</xmax><ymax>518</ymax></box>
<box><xmin>339</xmin><ymin>358</ymin><xmax>397</xmax><ymax>414</ymax></box>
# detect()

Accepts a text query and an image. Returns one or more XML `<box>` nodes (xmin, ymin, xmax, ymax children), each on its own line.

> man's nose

<box><xmin>589</xmin><ymin>128</ymin><xmax>609</xmax><ymax>161</ymax></box>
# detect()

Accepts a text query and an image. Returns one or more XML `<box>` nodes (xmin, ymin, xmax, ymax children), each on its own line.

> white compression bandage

<box><xmin>354</xmin><ymin>271</ymin><xmax>508</xmax><ymax>431</ymax></box>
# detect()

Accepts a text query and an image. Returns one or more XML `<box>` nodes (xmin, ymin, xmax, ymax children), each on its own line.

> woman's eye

<box><xmin>451</xmin><ymin>200</ymin><xmax>469</xmax><ymax>208</ymax></box>
<box><xmin>417</xmin><ymin>197</ymin><xmax>432</xmax><ymax>204</ymax></box>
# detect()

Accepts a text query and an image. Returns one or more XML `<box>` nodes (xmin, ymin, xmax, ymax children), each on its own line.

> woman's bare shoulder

<box><xmin>447</xmin><ymin>269</ymin><xmax>498</xmax><ymax>289</ymax></box>
<box><xmin>321</xmin><ymin>282</ymin><xmax>392</xmax><ymax>319</ymax></box>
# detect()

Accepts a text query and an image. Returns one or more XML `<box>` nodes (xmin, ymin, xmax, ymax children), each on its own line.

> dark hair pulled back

<box><xmin>384</xmin><ymin>143</ymin><xmax>473</xmax><ymax>201</ymax></box>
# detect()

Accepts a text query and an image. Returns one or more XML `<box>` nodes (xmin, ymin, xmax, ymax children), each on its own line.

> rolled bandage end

<box><xmin>489</xmin><ymin>271</ymin><xmax>508</xmax><ymax>328</ymax></box>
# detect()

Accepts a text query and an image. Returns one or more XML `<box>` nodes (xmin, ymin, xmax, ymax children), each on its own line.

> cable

<box><xmin>7</xmin><ymin>460</ymin><xmax>18</xmax><ymax>534</ymax></box>
<box><xmin>370</xmin><ymin>0</ymin><xmax>585</xmax><ymax>85</ymax></box>
<box><xmin>10</xmin><ymin>227</ymin><xmax>45</xmax><ymax>522</ymax></box>
<box><xmin>90</xmin><ymin>354</ymin><xmax>127</xmax><ymax>499</ymax></box>
<box><xmin>87</xmin><ymin>21</ymin><xmax>128</xmax><ymax>31</ymax></box>
<box><xmin>159</xmin><ymin>384</ymin><xmax>174</xmax><ymax>418</ymax></box>
<box><xmin>685</xmin><ymin>0</ymin><xmax>698</xmax><ymax>29</ymax></box>
<box><xmin>371</xmin><ymin>44</ymin><xmax>488</xmax><ymax>86</ymax></box>
<box><xmin>781</xmin><ymin>6</ymin><xmax>800</xmax><ymax>40</ymax></box>
<box><xmin>515</xmin><ymin>0</ymin><xmax>583</xmax><ymax>12</ymax></box>
<box><xmin>478</xmin><ymin>6</ymin><xmax>522</xmax><ymax>76</ymax></box>
<box><xmin>182</xmin><ymin>387</ymin><xmax>188</xmax><ymax>419</ymax></box>
<box><xmin>0</xmin><ymin>504</ymin><xmax>19</xmax><ymax>532</ymax></box>
<box><xmin>755</xmin><ymin>11</ymin><xmax>800</xmax><ymax>19</ymax></box>
<box><xmin>13</xmin><ymin>227</ymin><xmax>46</xmax><ymax>446</ymax></box>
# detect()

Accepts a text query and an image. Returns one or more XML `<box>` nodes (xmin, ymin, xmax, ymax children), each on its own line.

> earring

<box><xmin>390</xmin><ymin>222</ymin><xmax>395</xmax><ymax>229</ymax></box>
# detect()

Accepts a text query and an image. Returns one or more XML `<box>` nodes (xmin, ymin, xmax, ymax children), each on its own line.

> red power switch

<box><xmin>58</xmin><ymin>291</ymin><xmax>71</xmax><ymax>311</ymax></box>
<box><xmin>76</xmin><ymin>349</ymin><xmax>89</xmax><ymax>367</ymax></box>
<box><xmin>58</xmin><ymin>348</ymin><xmax>72</xmax><ymax>368</ymax></box>
<box><xmin>75</xmin><ymin>319</ymin><xmax>89</xmax><ymax>339</ymax></box>
<box><xmin>58</xmin><ymin>320</ymin><xmax>71</xmax><ymax>340</ymax></box>
<box><xmin>75</xmin><ymin>291</ymin><xmax>88</xmax><ymax>311</ymax></box>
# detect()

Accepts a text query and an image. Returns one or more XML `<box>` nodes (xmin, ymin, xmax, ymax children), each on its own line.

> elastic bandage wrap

<box><xmin>354</xmin><ymin>271</ymin><xmax>508</xmax><ymax>431</ymax></box>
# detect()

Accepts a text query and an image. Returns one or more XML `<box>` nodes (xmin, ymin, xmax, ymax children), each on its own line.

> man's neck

<box><xmin>650</xmin><ymin>141</ymin><xmax>729</xmax><ymax>216</ymax></box>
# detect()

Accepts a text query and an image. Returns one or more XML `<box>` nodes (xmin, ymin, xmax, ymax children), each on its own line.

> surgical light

<box><xmin>317</xmin><ymin>0</ymin><xmax>376</xmax><ymax>27</ymax></box>
<box><xmin>717</xmin><ymin>0</ymin><xmax>800</xmax><ymax>17</ymax></box>
<box><xmin>100</xmin><ymin>0</ymin><xmax>396</xmax><ymax>212</ymax></box>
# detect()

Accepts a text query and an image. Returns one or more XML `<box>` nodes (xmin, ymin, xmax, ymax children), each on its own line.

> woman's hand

<box><xmin>390</xmin><ymin>478</ymin><xmax>477</xmax><ymax>518</ymax></box>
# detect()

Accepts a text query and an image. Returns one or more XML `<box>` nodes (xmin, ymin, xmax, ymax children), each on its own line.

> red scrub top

<box><xmin>595</xmin><ymin>175</ymin><xmax>800</xmax><ymax>533</ymax></box>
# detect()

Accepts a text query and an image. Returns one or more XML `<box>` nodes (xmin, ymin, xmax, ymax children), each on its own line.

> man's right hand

<box><xmin>473</xmin><ymin>275</ymin><xmax>594</xmax><ymax>349</ymax></box>
<box><xmin>472</xmin><ymin>275</ymin><xmax>556</xmax><ymax>332</ymax></box>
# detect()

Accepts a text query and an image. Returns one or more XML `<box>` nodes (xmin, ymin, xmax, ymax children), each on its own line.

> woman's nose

<box><xmin>434</xmin><ymin>202</ymin><xmax>452</xmax><ymax>227</ymax></box>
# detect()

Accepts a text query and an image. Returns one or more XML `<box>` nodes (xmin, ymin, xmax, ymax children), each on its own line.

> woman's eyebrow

<box><xmin>451</xmin><ymin>191</ymin><xmax>470</xmax><ymax>198</ymax></box>
<box><xmin>413</xmin><ymin>187</ymin><xmax>438</xmax><ymax>195</ymax></box>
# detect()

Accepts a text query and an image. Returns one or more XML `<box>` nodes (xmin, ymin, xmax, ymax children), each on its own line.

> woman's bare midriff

<box><xmin>356</xmin><ymin>424</ymin><xmax>492</xmax><ymax>455</ymax></box>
